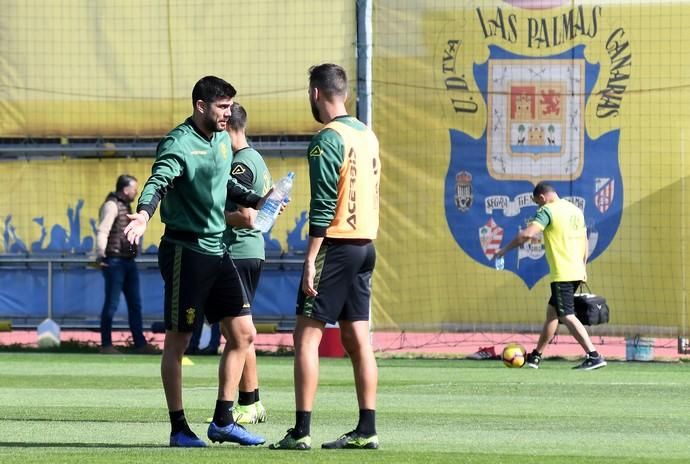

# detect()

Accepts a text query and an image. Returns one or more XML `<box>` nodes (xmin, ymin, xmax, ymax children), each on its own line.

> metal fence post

<box><xmin>47</xmin><ymin>259</ymin><xmax>53</xmax><ymax>321</ymax></box>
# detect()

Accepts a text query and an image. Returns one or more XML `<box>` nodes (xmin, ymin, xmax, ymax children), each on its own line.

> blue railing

<box><xmin>0</xmin><ymin>255</ymin><xmax>303</xmax><ymax>330</ymax></box>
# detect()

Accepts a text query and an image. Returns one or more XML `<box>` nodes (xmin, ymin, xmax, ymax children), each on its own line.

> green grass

<box><xmin>0</xmin><ymin>353</ymin><xmax>689</xmax><ymax>463</ymax></box>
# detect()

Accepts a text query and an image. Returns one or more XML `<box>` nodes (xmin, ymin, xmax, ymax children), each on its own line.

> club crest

<box><xmin>444</xmin><ymin>46</ymin><xmax>623</xmax><ymax>288</ymax></box>
<box><xmin>595</xmin><ymin>177</ymin><xmax>615</xmax><ymax>213</ymax></box>
<box><xmin>479</xmin><ymin>218</ymin><xmax>503</xmax><ymax>259</ymax></box>
<box><xmin>488</xmin><ymin>59</ymin><xmax>583</xmax><ymax>183</ymax></box>
<box><xmin>455</xmin><ymin>171</ymin><xmax>473</xmax><ymax>212</ymax></box>
<box><xmin>186</xmin><ymin>307</ymin><xmax>196</xmax><ymax>326</ymax></box>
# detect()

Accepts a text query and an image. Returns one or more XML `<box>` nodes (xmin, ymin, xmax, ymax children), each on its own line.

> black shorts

<box><xmin>158</xmin><ymin>240</ymin><xmax>251</xmax><ymax>332</ymax></box>
<box><xmin>296</xmin><ymin>238</ymin><xmax>375</xmax><ymax>325</ymax></box>
<box><xmin>548</xmin><ymin>281</ymin><xmax>581</xmax><ymax>317</ymax></box>
<box><xmin>233</xmin><ymin>258</ymin><xmax>264</xmax><ymax>303</ymax></box>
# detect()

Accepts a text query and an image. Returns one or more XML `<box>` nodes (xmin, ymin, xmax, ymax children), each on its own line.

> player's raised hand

<box><xmin>124</xmin><ymin>211</ymin><xmax>149</xmax><ymax>245</ymax></box>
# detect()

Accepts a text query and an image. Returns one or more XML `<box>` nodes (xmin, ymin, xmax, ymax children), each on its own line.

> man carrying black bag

<box><xmin>496</xmin><ymin>182</ymin><xmax>607</xmax><ymax>370</ymax></box>
<box><xmin>575</xmin><ymin>284</ymin><xmax>610</xmax><ymax>326</ymax></box>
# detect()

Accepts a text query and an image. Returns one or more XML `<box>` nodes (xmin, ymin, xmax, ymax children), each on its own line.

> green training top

<box><xmin>224</xmin><ymin>146</ymin><xmax>272</xmax><ymax>260</ymax></box>
<box><xmin>137</xmin><ymin>118</ymin><xmax>261</xmax><ymax>255</ymax></box>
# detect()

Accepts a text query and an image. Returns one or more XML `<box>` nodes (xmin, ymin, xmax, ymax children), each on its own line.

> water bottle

<box><xmin>254</xmin><ymin>172</ymin><xmax>295</xmax><ymax>233</ymax></box>
<box><xmin>37</xmin><ymin>318</ymin><xmax>61</xmax><ymax>348</ymax></box>
<box><xmin>495</xmin><ymin>255</ymin><xmax>504</xmax><ymax>271</ymax></box>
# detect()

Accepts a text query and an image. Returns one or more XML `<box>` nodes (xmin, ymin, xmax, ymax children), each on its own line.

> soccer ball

<box><xmin>502</xmin><ymin>343</ymin><xmax>526</xmax><ymax>368</ymax></box>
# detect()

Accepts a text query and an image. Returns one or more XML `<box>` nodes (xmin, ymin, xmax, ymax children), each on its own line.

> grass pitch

<box><xmin>0</xmin><ymin>353</ymin><xmax>689</xmax><ymax>463</ymax></box>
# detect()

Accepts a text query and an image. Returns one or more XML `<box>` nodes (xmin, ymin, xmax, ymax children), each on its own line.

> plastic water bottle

<box><xmin>254</xmin><ymin>172</ymin><xmax>295</xmax><ymax>233</ymax></box>
<box><xmin>495</xmin><ymin>255</ymin><xmax>504</xmax><ymax>271</ymax></box>
<box><xmin>37</xmin><ymin>318</ymin><xmax>61</xmax><ymax>348</ymax></box>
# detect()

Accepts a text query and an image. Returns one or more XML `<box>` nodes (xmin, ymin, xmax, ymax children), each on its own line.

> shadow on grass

<box><xmin>0</xmin><ymin>442</ymin><xmax>167</xmax><ymax>449</ymax></box>
<box><xmin>0</xmin><ymin>340</ymin><xmax>99</xmax><ymax>353</ymax></box>
<box><xmin>1</xmin><ymin>418</ymin><xmax>164</xmax><ymax>424</ymax></box>
<box><xmin>0</xmin><ymin>339</ymin><xmax>161</xmax><ymax>354</ymax></box>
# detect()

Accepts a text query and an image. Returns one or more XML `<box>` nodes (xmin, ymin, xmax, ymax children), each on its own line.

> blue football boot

<box><xmin>169</xmin><ymin>431</ymin><xmax>207</xmax><ymax>448</ymax></box>
<box><xmin>207</xmin><ymin>421</ymin><xmax>266</xmax><ymax>446</ymax></box>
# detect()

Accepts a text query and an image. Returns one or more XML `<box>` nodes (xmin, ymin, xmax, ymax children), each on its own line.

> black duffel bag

<box><xmin>574</xmin><ymin>283</ymin><xmax>610</xmax><ymax>325</ymax></box>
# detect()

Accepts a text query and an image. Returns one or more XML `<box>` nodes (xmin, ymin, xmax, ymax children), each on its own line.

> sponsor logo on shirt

<box><xmin>347</xmin><ymin>147</ymin><xmax>357</xmax><ymax>229</ymax></box>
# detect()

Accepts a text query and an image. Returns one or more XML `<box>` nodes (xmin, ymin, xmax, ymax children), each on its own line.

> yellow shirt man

<box><xmin>530</xmin><ymin>198</ymin><xmax>587</xmax><ymax>282</ymax></box>
<box><xmin>495</xmin><ymin>182</ymin><xmax>605</xmax><ymax>371</ymax></box>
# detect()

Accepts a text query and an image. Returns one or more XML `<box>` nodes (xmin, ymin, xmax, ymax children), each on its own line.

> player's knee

<box><xmin>245</xmin><ymin>325</ymin><xmax>256</xmax><ymax>345</ymax></box>
<box><xmin>236</xmin><ymin>321</ymin><xmax>256</xmax><ymax>346</ymax></box>
<box><xmin>560</xmin><ymin>314</ymin><xmax>578</xmax><ymax>327</ymax></box>
<box><xmin>341</xmin><ymin>332</ymin><xmax>363</xmax><ymax>357</ymax></box>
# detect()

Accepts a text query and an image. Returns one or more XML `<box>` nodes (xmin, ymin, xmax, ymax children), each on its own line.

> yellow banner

<box><xmin>372</xmin><ymin>1</ymin><xmax>690</xmax><ymax>333</ymax></box>
<box><xmin>0</xmin><ymin>0</ymin><xmax>355</xmax><ymax>137</ymax></box>
<box><xmin>0</xmin><ymin>157</ymin><xmax>312</xmax><ymax>257</ymax></box>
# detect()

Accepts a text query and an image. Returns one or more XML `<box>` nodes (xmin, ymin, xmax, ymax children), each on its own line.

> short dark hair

<box><xmin>116</xmin><ymin>174</ymin><xmax>137</xmax><ymax>192</ymax></box>
<box><xmin>533</xmin><ymin>181</ymin><xmax>556</xmax><ymax>197</ymax></box>
<box><xmin>308</xmin><ymin>63</ymin><xmax>348</xmax><ymax>99</ymax></box>
<box><xmin>228</xmin><ymin>102</ymin><xmax>247</xmax><ymax>131</ymax></box>
<box><xmin>191</xmin><ymin>76</ymin><xmax>237</xmax><ymax>105</ymax></box>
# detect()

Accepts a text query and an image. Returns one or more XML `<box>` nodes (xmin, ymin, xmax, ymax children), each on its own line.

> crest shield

<box><xmin>444</xmin><ymin>46</ymin><xmax>623</xmax><ymax>288</ymax></box>
<box><xmin>455</xmin><ymin>171</ymin><xmax>473</xmax><ymax>212</ymax></box>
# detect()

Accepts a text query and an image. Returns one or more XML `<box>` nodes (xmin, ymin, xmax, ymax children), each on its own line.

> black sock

<box><xmin>532</xmin><ymin>349</ymin><xmax>542</xmax><ymax>357</ymax></box>
<box><xmin>293</xmin><ymin>411</ymin><xmax>311</xmax><ymax>438</ymax></box>
<box><xmin>355</xmin><ymin>409</ymin><xmax>376</xmax><ymax>436</ymax></box>
<box><xmin>589</xmin><ymin>350</ymin><xmax>600</xmax><ymax>358</ymax></box>
<box><xmin>254</xmin><ymin>388</ymin><xmax>260</xmax><ymax>402</ymax></box>
<box><xmin>238</xmin><ymin>390</ymin><xmax>255</xmax><ymax>406</ymax></box>
<box><xmin>213</xmin><ymin>400</ymin><xmax>234</xmax><ymax>427</ymax></box>
<box><xmin>169</xmin><ymin>409</ymin><xmax>192</xmax><ymax>435</ymax></box>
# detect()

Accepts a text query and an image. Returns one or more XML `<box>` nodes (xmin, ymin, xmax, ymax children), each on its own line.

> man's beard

<box><xmin>310</xmin><ymin>97</ymin><xmax>322</xmax><ymax>124</ymax></box>
<box><xmin>203</xmin><ymin>112</ymin><xmax>224</xmax><ymax>133</ymax></box>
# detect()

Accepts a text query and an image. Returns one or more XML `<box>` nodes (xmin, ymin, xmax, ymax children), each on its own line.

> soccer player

<box><xmin>223</xmin><ymin>102</ymin><xmax>271</xmax><ymax>424</ymax></box>
<box><xmin>124</xmin><ymin>76</ymin><xmax>268</xmax><ymax>447</ymax></box>
<box><xmin>270</xmin><ymin>63</ymin><xmax>381</xmax><ymax>450</ymax></box>
<box><xmin>495</xmin><ymin>182</ymin><xmax>607</xmax><ymax>370</ymax></box>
